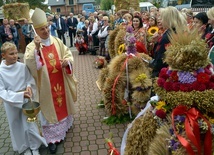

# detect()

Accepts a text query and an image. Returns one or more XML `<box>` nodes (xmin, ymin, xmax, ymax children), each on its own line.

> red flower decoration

<box><xmin>164</xmin><ymin>81</ymin><xmax>173</xmax><ymax>91</ymax></box>
<box><xmin>157</xmin><ymin>78</ymin><xmax>166</xmax><ymax>87</ymax></box>
<box><xmin>197</xmin><ymin>84</ymin><xmax>207</xmax><ymax>91</ymax></box>
<box><xmin>210</xmin><ymin>76</ymin><xmax>214</xmax><ymax>82</ymax></box>
<box><xmin>156</xmin><ymin>109</ymin><xmax>166</xmax><ymax>119</ymax></box>
<box><xmin>169</xmin><ymin>71</ymin><xmax>178</xmax><ymax>82</ymax></box>
<box><xmin>197</xmin><ymin>72</ymin><xmax>210</xmax><ymax>84</ymax></box>
<box><xmin>188</xmin><ymin>84</ymin><xmax>194</xmax><ymax>91</ymax></box>
<box><xmin>204</xmin><ymin>68</ymin><xmax>212</xmax><ymax>75</ymax></box>
<box><xmin>180</xmin><ymin>84</ymin><xmax>190</xmax><ymax>92</ymax></box>
<box><xmin>192</xmin><ymin>81</ymin><xmax>200</xmax><ymax>90</ymax></box>
<box><xmin>207</xmin><ymin>82</ymin><xmax>214</xmax><ymax>89</ymax></box>
<box><xmin>192</xmin><ymin>82</ymin><xmax>206</xmax><ymax>91</ymax></box>
<box><xmin>172</xmin><ymin>82</ymin><xmax>180</xmax><ymax>92</ymax></box>
<box><xmin>159</xmin><ymin>68</ymin><xmax>169</xmax><ymax>79</ymax></box>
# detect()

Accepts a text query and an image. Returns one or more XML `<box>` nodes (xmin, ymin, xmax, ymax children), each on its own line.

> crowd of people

<box><xmin>0</xmin><ymin>4</ymin><xmax>213</xmax><ymax>155</ymax></box>
<box><xmin>44</xmin><ymin>6</ymin><xmax>214</xmax><ymax>72</ymax></box>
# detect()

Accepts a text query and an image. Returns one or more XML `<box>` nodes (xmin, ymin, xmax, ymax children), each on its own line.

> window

<box><xmin>71</xmin><ymin>7</ymin><xmax>74</xmax><ymax>13</ymax></box>
<box><xmin>69</xmin><ymin>0</ymin><xmax>74</xmax><ymax>5</ymax></box>
<box><xmin>56</xmin><ymin>8</ymin><xmax>61</xmax><ymax>13</ymax></box>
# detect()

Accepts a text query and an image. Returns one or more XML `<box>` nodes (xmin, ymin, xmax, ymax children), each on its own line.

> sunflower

<box><xmin>118</xmin><ymin>44</ymin><xmax>125</xmax><ymax>55</ymax></box>
<box><xmin>148</xmin><ymin>26</ymin><xmax>159</xmax><ymax>36</ymax></box>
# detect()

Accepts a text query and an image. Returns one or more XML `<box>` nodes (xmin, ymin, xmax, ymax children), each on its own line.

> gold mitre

<box><xmin>31</xmin><ymin>8</ymin><xmax>48</xmax><ymax>29</ymax></box>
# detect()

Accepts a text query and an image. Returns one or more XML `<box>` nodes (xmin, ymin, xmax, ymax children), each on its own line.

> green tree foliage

<box><xmin>95</xmin><ymin>0</ymin><xmax>102</xmax><ymax>5</ymax></box>
<box><xmin>100</xmin><ymin>0</ymin><xmax>114</xmax><ymax>10</ymax></box>
<box><xmin>0</xmin><ymin>1</ymin><xmax>3</xmax><ymax>7</ymax></box>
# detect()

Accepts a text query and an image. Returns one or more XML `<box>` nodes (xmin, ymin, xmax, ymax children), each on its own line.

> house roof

<box><xmin>48</xmin><ymin>0</ymin><xmax>65</xmax><ymax>6</ymax></box>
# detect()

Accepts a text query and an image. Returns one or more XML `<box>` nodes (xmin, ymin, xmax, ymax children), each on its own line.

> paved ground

<box><xmin>0</xmin><ymin>45</ymin><xmax>127</xmax><ymax>155</ymax></box>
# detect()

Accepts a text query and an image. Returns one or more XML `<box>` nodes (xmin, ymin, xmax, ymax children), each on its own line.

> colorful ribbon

<box><xmin>172</xmin><ymin>106</ymin><xmax>212</xmax><ymax>155</ymax></box>
<box><xmin>107</xmin><ymin>141</ymin><xmax>120</xmax><ymax>155</ymax></box>
<box><xmin>111</xmin><ymin>55</ymin><xmax>132</xmax><ymax>115</ymax></box>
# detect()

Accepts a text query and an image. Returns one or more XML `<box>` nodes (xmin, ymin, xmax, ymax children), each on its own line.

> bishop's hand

<box><xmin>34</xmin><ymin>35</ymin><xmax>42</xmax><ymax>51</ymax></box>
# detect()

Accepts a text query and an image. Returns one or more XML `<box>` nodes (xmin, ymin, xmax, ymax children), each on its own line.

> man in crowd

<box><xmin>55</xmin><ymin>14</ymin><xmax>67</xmax><ymax>44</ymax></box>
<box><xmin>22</xmin><ymin>18</ymin><xmax>34</xmax><ymax>46</ymax></box>
<box><xmin>67</xmin><ymin>12</ymin><xmax>78</xmax><ymax>47</ymax></box>
<box><xmin>10</xmin><ymin>19</ymin><xmax>20</xmax><ymax>50</ymax></box>
<box><xmin>0</xmin><ymin>18</ymin><xmax>14</xmax><ymax>43</ymax></box>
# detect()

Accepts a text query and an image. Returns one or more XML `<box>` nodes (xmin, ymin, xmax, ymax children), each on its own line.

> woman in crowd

<box><xmin>193</xmin><ymin>12</ymin><xmax>209</xmax><ymax>39</ymax></box>
<box><xmin>186</xmin><ymin>9</ymin><xmax>194</xmax><ymax>30</ymax></box>
<box><xmin>132</xmin><ymin>15</ymin><xmax>147</xmax><ymax>54</ymax></box>
<box><xmin>193</xmin><ymin>12</ymin><xmax>214</xmax><ymax>49</ymax></box>
<box><xmin>113</xmin><ymin>11</ymin><xmax>123</xmax><ymax>28</ymax></box>
<box><xmin>206</xmin><ymin>7</ymin><xmax>214</xmax><ymax>49</ymax></box>
<box><xmin>77</xmin><ymin>16</ymin><xmax>85</xmax><ymax>31</ymax></box>
<box><xmin>141</xmin><ymin>11</ymin><xmax>150</xmax><ymax>29</ymax></box>
<box><xmin>122</xmin><ymin>13</ymin><xmax>133</xmax><ymax>26</ymax></box>
<box><xmin>97</xmin><ymin>16</ymin><xmax>109</xmax><ymax>56</ymax></box>
<box><xmin>147</xmin><ymin>16</ymin><xmax>159</xmax><ymax>56</ymax></box>
<box><xmin>82</xmin><ymin>20</ymin><xmax>89</xmax><ymax>48</ymax></box>
<box><xmin>151</xmin><ymin>6</ymin><xmax>187</xmax><ymax>77</ymax></box>
<box><xmin>87</xmin><ymin>16</ymin><xmax>99</xmax><ymax>55</ymax></box>
<box><xmin>48</xmin><ymin>19</ymin><xmax>57</xmax><ymax>37</ymax></box>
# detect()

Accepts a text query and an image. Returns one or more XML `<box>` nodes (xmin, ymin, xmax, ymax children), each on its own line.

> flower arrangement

<box><xmin>157</xmin><ymin>64</ymin><xmax>214</xmax><ymax>92</ymax></box>
<box><xmin>123</xmin><ymin>28</ymin><xmax>214</xmax><ymax>155</ymax></box>
<box><xmin>168</xmin><ymin>106</ymin><xmax>212</xmax><ymax>154</ymax></box>
<box><xmin>96</xmin><ymin>24</ymin><xmax>152</xmax><ymax>123</ymax></box>
<box><xmin>124</xmin><ymin>26</ymin><xmax>137</xmax><ymax>55</ymax></box>
<box><xmin>93</xmin><ymin>56</ymin><xmax>107</xmax><ymax>69</ymax></box>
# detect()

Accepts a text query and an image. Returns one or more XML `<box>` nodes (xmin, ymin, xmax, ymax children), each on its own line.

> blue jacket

<box><xmin>49</xmin><ymin>22</ymin><xmax>57</xmax><ymax>37</ymax></box>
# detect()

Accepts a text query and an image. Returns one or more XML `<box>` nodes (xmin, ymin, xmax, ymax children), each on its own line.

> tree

<box><xmin>0</xmin><ymin>1</ymin><xmax>4</xmax><ymax>7</ymax></box>
<box><xmin>95</xmin><ymin>0</ymin><xmax>102</xmax><ymax>5</ymax></box>
<box><xmin>100</xmin><ymin>0</ymin><xmax>114</xmax><ymax>10</ymax></box>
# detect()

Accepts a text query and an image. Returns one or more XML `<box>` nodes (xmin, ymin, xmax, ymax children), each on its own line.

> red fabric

<box><xmin>136</xmin><ymin>41</ymin><xmax>147</xmax><ymax>54</ymax></box>
<box><xmin>65</xmin><ymin>65</ymin><xmax>72</xmax><ymax>74</ymax></box>
<box><xmin>41</xmin><ymin>44</ymin><xmax>68</xmax><ymax>121</ymax></box>
<box><xmin>172</xmin><ymin>106</ymin><xmax>212</xmax><ymax>155</ymax></box>
<box><xmin>75</xmin><ymin>42</ymin><xmax>88</xmax><ymax>52</ymax></box>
